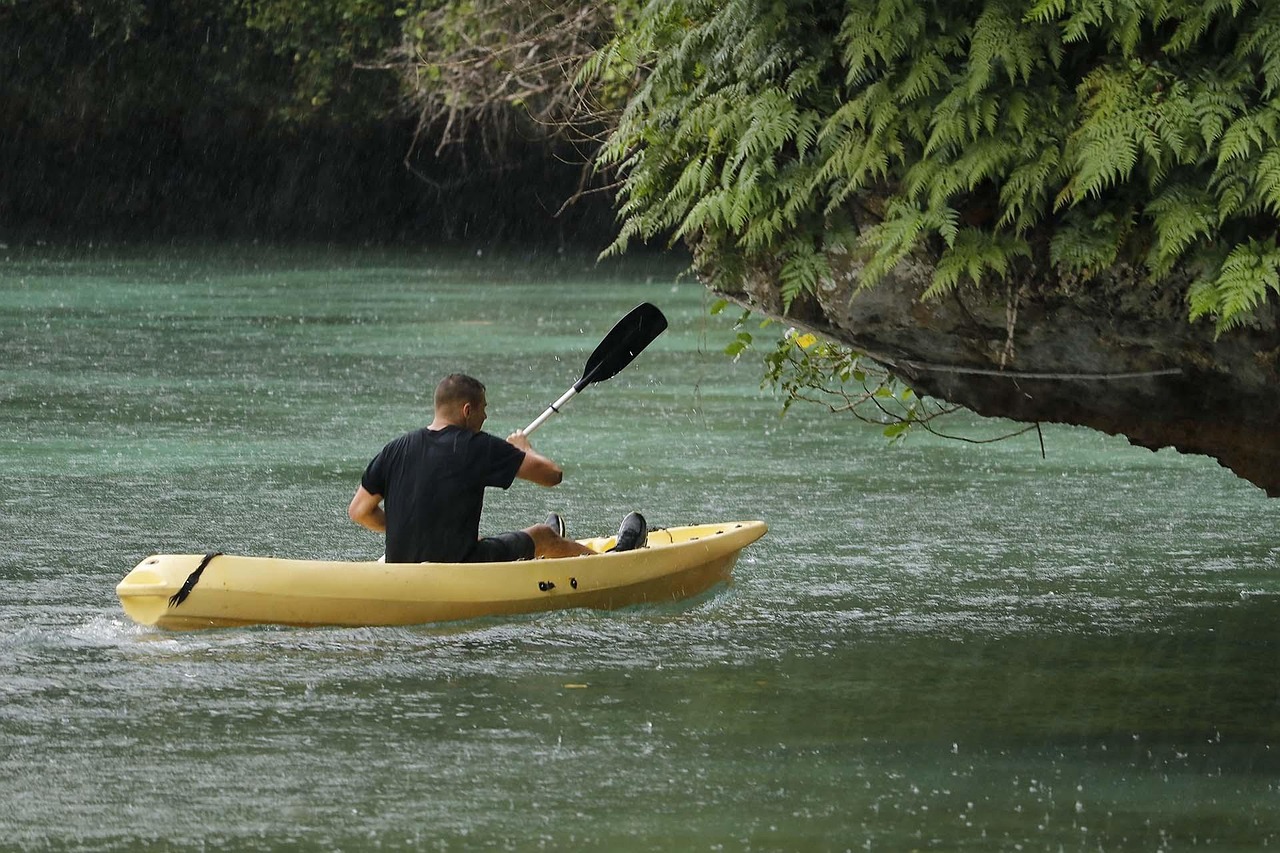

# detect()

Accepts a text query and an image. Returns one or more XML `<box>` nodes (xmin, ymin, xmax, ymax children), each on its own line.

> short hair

<box><xmin>434</xmin><ymin>373</ymin><xmax>486</xmax><ymax>409</ymax></box>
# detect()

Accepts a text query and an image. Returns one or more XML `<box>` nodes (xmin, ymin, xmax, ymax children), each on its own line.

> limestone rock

<box><xmin>714</xmin><ymin>250</ymin><xmax>1280</xmax><ymax>496</ymax></box>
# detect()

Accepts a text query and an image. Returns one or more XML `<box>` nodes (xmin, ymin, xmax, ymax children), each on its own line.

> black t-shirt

<box><xmin>361</xmin><ymin>425</ymin><xmax>526</xmax><ymax>563</ymax></box>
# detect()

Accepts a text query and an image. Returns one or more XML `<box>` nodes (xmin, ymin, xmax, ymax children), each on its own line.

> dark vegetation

<box><xmin>0</xmin><ymin>0</ymin><xmax>614</xmax><ymax>245</ymax></box>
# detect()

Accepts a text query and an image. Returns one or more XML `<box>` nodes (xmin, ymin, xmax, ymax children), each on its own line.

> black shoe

<box><xmin>545</xmin><ymin>512</ymin><xmax>566</xmax><ymax>539</ymax></box>
<box><xmin>613</xmin><ymin>511</ymin><xmax>647</xmax><ymax>552</ymax></box>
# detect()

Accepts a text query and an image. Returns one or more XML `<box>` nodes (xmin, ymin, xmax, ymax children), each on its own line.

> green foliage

<box><xmin>1189</xmin><ymin>237</ymin><xmax>1280</xmax><ymax>331</ymax></box>
<box><xmin>759</xmin><ymin>327</ymin><xmax>926</xmax><ymax>433</ymax></box>
<box><xmin>596</xmin><ymin>0</ymin><xmax>850</xmax><ymax>311</ymax></box>
<box><xmin>0</xmin><ymin>0</ymin><xmax>275</xmax><ymax>123</ymax></box>
<box><xmin>929</xmin><ymin>229</ymin><xmax>1032</xmax><ymax>298</ymax></box>
<box><xmin>757</xmin><ymin>324</ymin><xmax>1039</xmax><ymax>444</ymax></box>
<box><xmin>239</xmin><ymin>0</ymin><xmax>407</xmax><ymax>116</ymax></box>
<box><xmin>595</xmin><ymin>0</ymin><xmax>1280</xmax><ymax>333</ymax></box>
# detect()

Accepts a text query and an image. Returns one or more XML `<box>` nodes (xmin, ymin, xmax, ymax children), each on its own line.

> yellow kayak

<box><xmin>116</xmin><ymin>521</ymin><xmax>768</xmax><ymax>630</ymax></box>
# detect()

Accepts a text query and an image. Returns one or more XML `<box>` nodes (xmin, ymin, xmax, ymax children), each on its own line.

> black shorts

<box><xmin>465</xmin><ymin>531</ymin><xmax>535</xmax><ymax>563</ymax></box>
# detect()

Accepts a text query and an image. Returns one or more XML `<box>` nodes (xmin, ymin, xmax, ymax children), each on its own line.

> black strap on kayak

<box><xmin>169</xmin><ymin>551</ymin><xmax>222</xmax><ymax>608</ymax></box>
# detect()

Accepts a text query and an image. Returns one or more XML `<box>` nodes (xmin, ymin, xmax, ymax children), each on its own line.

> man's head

<box><xmin>434</xmin><ymin>373</ymin><xmax>488</xmax><ymax>431</ymax></box>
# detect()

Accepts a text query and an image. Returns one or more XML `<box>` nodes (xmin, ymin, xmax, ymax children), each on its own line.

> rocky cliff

<box><xmin>714</xmin><ymin>249</ymin><xmax>1280</xmax><ymax>497</ymax></box>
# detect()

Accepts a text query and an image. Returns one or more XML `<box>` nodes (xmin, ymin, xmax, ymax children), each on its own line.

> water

<box><xmin>2</xmin><ymin>245</ymin><xmax>1278</xmax><ymax>850</ymax></box>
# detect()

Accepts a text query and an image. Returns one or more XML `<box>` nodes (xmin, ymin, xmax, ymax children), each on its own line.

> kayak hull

<box><xmin>116</xmin><ymin>521</ymin><xmax>767</xmax><ymax>630</ymax></box>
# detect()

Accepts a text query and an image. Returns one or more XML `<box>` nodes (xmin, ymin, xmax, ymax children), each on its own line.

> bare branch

<box><xmin>382</xmin><ymin>1</ymin><xmax>621</xmax><ymax>160</ymax></box>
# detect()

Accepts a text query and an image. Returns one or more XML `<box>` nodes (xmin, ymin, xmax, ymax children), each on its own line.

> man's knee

<box><xmin>525</xmin><ymin>523</ymin><xmax>559</xmax><ymax>552</ymax></box>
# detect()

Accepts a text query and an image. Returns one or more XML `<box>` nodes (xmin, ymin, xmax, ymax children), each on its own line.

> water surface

<box><xmin>1</xmin><ymin>245</ymin><xmax>1277</xmax><ymax>850</ymax></box>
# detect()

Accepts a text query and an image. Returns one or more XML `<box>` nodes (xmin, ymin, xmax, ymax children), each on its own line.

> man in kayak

<box><xmin>348</xmin><ymin>373</ymin><xmax>646</xmax><ymax>563</ymax></box>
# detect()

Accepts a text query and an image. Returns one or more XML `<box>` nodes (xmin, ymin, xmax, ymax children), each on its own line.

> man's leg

<box><xmin>525</xmin><ymin>523</ymin><xmax>595</xmax><ymax>558</ymax></box>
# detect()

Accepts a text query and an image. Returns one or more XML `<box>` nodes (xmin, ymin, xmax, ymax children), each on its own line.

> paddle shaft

<box><xmin>522</xmin><ymin>302</ymin><xmax>667</xmax><ymax>435</ymax></box>
<box><xmin>524</xmin><ymin>386</ymin><xmax>579</xmax><ymax>435</ymax></box>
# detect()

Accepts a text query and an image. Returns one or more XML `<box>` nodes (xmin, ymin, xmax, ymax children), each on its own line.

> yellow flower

<box><xmin>794</xmin><ymin>332</ymin><xmax>818</xmax><ymax>349</ymax></box>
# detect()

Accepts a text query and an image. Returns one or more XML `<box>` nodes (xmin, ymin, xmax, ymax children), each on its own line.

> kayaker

<box><xmin>348</xmin><ymin>373</ymin><xmax>647</xmax><ymax>563</ymax></box>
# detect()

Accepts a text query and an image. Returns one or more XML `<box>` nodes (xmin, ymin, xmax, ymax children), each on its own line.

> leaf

<box><xmin>1145</xmin><ymin>185</ymin><xmax>1216</xmax><ymax>276</ymax></box>
<box><xmin>1049</xmin><ymin>211</ymin><xmax>1126</xmax><ymax>274</ymax></box>
<box><xmin>927</xmin><ymin>229</ymin><xmax>1031</xmax><ymax>298</ymax></box>
<box><xmin>1197</xmin><ymin>238</ymin><xmax>1280</xmax><ymax>334</ymax></box>
<box><xmin>883</xmin><ymin>421</ymin><xmax>910</xmax><ymax>438</ymax></box>
<box><xmin>724</xmin><ymin>336</ymin><xmax>751</xmax><ymax>357</ymax></box>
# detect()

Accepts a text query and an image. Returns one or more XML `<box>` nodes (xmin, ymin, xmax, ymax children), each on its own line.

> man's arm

<box><xmin>348</xmin><ymin>485</ymin><xmax>387</xmax><ymax>532</ymax></box>
<box><xmin>506</xmin><ymin>430</ymin><xmax>564</xmax><ymax>487</ymax></box>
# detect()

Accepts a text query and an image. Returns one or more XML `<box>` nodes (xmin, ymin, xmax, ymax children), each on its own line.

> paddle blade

<box><xmin>575</xmin><ymin>302</ymin><xmax>668</xmax><ymax>390</ymax></box>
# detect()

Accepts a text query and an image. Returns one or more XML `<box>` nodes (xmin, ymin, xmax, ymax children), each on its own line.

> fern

<box><xmin>858</xmin><ymin>201</ymin><xmax>943</xmax><ymax>286</ymax></box>
<box><xmin>594</xmin><ymin>0</ymin><xmax>1280</xmax><ymax>330</ymax></box>
<box><xmin>1216</xmin><ymin>104</ymin><xmax>1280</xmax><ymax>167</ymax></box>
<box><xmin>1063</xmin><ymin>62</ymin><xmax>1193</xmax><ymax>203</ymax></box>
<box><xmin>1050</xmin><ymin>210</ymin><xmax>1127</xmax><ymax>274</ymax></box>
<box><xmin>1191</xmin><ymin>237</ymin><xmax>1280</xmax><ymax>333</ymax></box>
<box><xmin>1146</xmin><ymin>185</ymin><xmax>1216</xmax><ymax>276</ymax></box>
<box><xmin>928</xmin><ymin>228</ymin><xmax>1031</xmax><ymax>298</ymax></box>
<box><xmin>968</xmin><ymin>0</ymin><xmax>1040</xmax><ymax>92</ymax></box>
<box><xmin>1210</xmin><ymin>159</ymin><xmax>1257</xmax><ymax>223</ymax></box>
<box><xmin>898</xmin><ymin>51</ymin><xmax>950</xmax><ymax>102</ymax></box>
<box><xmin>1254</xmin><ymin>148</ymin><xmax>1280</xmax><ymax>216</ymax></box>
<box><xmin>779</xmin><ymin>240</ymin><xmax>832</xmax><ymax>309</ymax></box>
<box><xmin>1163</xmin><ymin>0</ymin><xmax>1237</xmax><ymax>55</ymax></box>
<box><xmin>840</xmin><ymin>0</ymin><xmax>926</xmax><ymax>86</ymax></box>
<box><xmin>1188</xmin><ymin>67</ymin><xmax>1249</xmax><ymax>149</ymax></box>
<box><xmin>998</xmin><ymin>141</ymin><xmax>1065</xmax><ymax>231</ymax></box>
<box><xmin>1238</xmin><ymin>3</ymin><xmax>1280</xmax><ymax>96</ymax></box>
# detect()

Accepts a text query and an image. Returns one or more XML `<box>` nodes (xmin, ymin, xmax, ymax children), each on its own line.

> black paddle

<box><xmin>523</xmin><ymin>302</ymin><xmax>668</xmax><ymax>434</ymax></box>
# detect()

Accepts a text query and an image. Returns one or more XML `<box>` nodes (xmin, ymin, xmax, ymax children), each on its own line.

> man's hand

<box><xmin>506</xmin><ymin>429</ymin><xmax>533</xmax><ymax>452</ymax></box>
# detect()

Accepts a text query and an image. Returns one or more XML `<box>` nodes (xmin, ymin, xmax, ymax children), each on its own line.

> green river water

<box><xmin>1</xmin><ymin>246</ymin><xmax>1277</xmax><ymax>851</ymax></box>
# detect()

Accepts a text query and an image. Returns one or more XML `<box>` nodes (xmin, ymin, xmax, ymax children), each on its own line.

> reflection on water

<box><xmin>1</xmin><ymin>245</ymin><xmax>1277</xmax><ymax>849</ymax></box>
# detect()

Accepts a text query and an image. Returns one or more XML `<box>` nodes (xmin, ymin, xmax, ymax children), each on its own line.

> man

<box><xmin>348</xmin><ymin>373</ymin><xmax>646</xmax><ymax>563</ymax></box>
